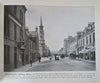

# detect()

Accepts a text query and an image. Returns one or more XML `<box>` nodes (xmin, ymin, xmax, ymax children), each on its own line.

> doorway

<box><xmin>14</xmin><ymin>47</ymin><xmax>17</xmax><ymax>68</ymax></box>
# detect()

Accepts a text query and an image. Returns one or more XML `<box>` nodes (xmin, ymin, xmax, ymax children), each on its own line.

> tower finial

<box><xmin>40</xmin><ymin>16</ymin><xmax>43</xmax><ymax>26</ymax></box>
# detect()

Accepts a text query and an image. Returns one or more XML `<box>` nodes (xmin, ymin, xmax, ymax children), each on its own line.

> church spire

<box><xmin>40</xmin><ymin>16</ymin><xmax>43</xmax><ymax>26</ymax></box>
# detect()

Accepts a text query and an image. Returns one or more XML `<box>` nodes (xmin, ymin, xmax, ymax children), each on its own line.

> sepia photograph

<box><xmin>4</xmin><ymin>5</ymin><xmax>96</xmax><ymax>72</ymax></box>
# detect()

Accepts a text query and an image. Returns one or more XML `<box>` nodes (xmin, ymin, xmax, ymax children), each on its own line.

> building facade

<box><xmin>29</xmin><ymin>28</ymin><xmax>40</xmax><ymax>62</ymax></box>
<box><xmin>64</xmin><ymin>36</ymin><xmax>77</xmax><ymax>56</ymax></box>
<box><xmin>44</xmin><ymin>45</ymin><xmax>51</xmax><ymax>57</ymax></box>
<box><xmin>24</xmin><ymin>28</ymin><xmax>30</xmax><ymax>64</ymax></box>
<box><xmin>4</xmin><ymin>5</ymin><xmax>27</xmax><ymax>71</ymax></box>
<box><xmin>4</xmin><ymin>5</ymin><xmax>51</xmax><ymax>72</ymax></box>
<box><xmin>77</xmin><ymin>22</ymin><xmax>95</xmax><ymax>60</ymax></box>
<box><xmin>68</xmin><ymin>37</ymin><xmax>77</xmax><ymax>56</ymax></box>
<box><xmin>64</xmin><ymin>22</ymin><xmax>95</xmax><ymax>60</ymax></box>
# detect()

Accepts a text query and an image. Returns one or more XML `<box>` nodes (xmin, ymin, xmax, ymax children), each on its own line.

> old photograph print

<box><xmin>4</xmin><ymin>5</ymin><xmax>96</xmax><ymax>72</ymax></box>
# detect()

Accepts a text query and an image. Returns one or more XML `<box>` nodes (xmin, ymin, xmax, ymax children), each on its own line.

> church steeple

<box><xmin>39</xmin><ymin>16</ymin><xmax>44</xmax><ymax>42</ymax></box>
<box><xmin>39</xmin><ymin>16</ymin><xmax>45</xmax><ymax>57</ymax></box>
<box><xmin>40</xmin><ymin>16</ymin><xmax>43</xmax><ymax>26</ymax></box>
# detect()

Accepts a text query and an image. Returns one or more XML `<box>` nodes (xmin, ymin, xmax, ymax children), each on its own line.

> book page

<box><xmin>0</xmin><ymin>0</ymin><xmax>100</xmax><ymax>83</ymax></box>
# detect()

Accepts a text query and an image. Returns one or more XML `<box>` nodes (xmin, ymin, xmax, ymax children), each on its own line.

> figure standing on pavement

<box><xmin>30</xmin><ymin>59</ymin><xmax>32</xmax><ymax>67</ymax></box>
<box><xmin>49</xmin><ymin>55</ymin><xmax>53</xmax><ymax>60</ymax></box>
<box><xmin>38</xmin><ymin>56</ymin><xmax>41</xmax><ymax>63</ymax></box>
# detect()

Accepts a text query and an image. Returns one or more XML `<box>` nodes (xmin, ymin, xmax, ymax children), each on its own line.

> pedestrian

<box><xmin>54</xmin><ymin>55</ymin><xmax>56</xmax><ymax>60</ymax></box>
<box><xmin>38</xmin><ymin>56</ymin><xmax>41</xmax><ymax>62</ymax></box>
<box><xmin>30</xmin><ymin>59</ymin><xmax>32</xmax><ymax>67</ymax></box>
<box><xmin>50</xmin><ymin>57</ymin><xmax>52</xmax><ymax>60</ymax></box>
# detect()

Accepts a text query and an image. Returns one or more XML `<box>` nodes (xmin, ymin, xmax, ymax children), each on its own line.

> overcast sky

<box><xmin>25</xmin><ymin>6</ymin><xmax>95</xmax><ymax>51</ymax></box>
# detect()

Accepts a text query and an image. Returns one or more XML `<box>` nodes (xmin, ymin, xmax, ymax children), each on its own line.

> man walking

<box><xmin>38</xmin><ymin>56</ymin><xmax>41</xmax><ymax>63</ymax></box>
<box><xmin>30</xmin><ymin>59</ymin><xmax>32</xmax><ymax>67</ymax></box>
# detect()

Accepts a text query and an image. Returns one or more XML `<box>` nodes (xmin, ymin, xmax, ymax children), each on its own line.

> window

<box><xmin>20</xmin><ymin>29</ymin><xmax>21</xmax><ymax>41</ymax></box>
<box><xmin>31</xmin><ymin>41</ymin><xmax>32</xmax><ymax>49</ymax></box>
<box><xmin>93</xmin><ymin>33</ymin><xmax>95</xmax><ymax>44</ymax></box>
<box><xmin>7</xmin><ymin>19</ymin><xmax>10</xmax><ymax>37</ymax></box>
<box><xmin>14</xmin><ymin>47</ymin><xmax>17</xmax><ymax>55</ymax></box>
<box><xmin>4</xmin><ymin>18</ymin><xmax>10</xmax><ymax>37</ymax></box>
<box><xmin>14</xmin><ymin>47</ymin><xmax>17</xmax><ymax>68</ymax></box>
<box><xmin>14</xmin><ymin>24</ymin><xmax>17</xmax><ymax>40</ymax></box>
<box><xmin>30</xmin><ymin>41</ymin><xmax>31</xmax><ymax>49</ymax></box>
<box><xmin>78</xmin><ymin>41</ymin><xmax>80</xmax><ymax>46</ymax></box>
<box><xmin>92</xmin><ymin>22</ymin><xmax>95</xmax><ymax>29</ymax></box>
<box><xmin>20</xmin><ymin>10</ymin><xmax>23</xmax><ymax>22</ymax></box>
<box><xmin>81</xmin><ymin>40</ymin><xmax>82</xmax><ymax>46</ymax></box>
<box><xmin>4</xmin><ymin>15</ymin><xmax>6</xmax><ymax>36</ymax></box>
<box><xmin>40</xmin><ymin>36</ymin><xmax>42</xmax><ymax>38</ymax></box>
<box><xmin>20</xmin><ymin>29</ymin><xmax>23</xmax><ymax>41</ymax></box>
<box><xmin>86</xmin><ymin>36</ymin><xmax>88</xmax><ymax>45</ymax></box>
<box><xmin>32</xmin><ymin>42</ymin><xmax>34</xmax><ymax>49</ymax></box>
<box><xmin>4</xmin><ymin>45</ymin><xmax>6</xmax><ymax>64</ymax></box>
<box><xmin>14</xmin><ymin>6</ymin><xmax>16</xmax><ymax>15</ymax></box>
<box><xmin>4</xmin><ymin>45</ymin><xmax>10</xmax><ymax>64</ymax></box>
<box><xmin>89</xmin><ymin>35</ymin><xmax>91</xmax><ymax>44</ymax></box>
<box><xmin>83</xmin><ymin>39</ymin><xmax>84</xmax><ymax>46</ymax></box>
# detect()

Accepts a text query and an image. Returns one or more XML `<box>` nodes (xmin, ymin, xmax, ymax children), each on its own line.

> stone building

<box><xmin>44</xmin><ymin>45</ymin><xmax>51</xmax><ymax>57</ymax></box>
<box><xmin>77</xmin><ymin>22</ymin><xmax>95</xmax><ymax>60</ymax></box>
<box><xmin>64</xmin><ymin>36</ymin><xmax>77</xmax><ymax>56</ymax></box>
<box><xmin>4</xmin><ymin>5</ymin><xmax>27</xmax><ymax>71</ymax></box>
<box><xmin>64</xmin><ymin>22</ymin><xmax>95</xmax><ymax>60</ymax></box>
<box><xmin>68</xmin><ymin>36</ymin><xmax>77</xmax><ymax>56</ymax></box>
<box><xmin>58</xmin><ymin>48</ymin><xmax>64</xmax><ymax>55</ymax></box>
<box><xmin>29</xmin><ymin>27</ymin><xmax>40</xmax><ymax>62</ymax></box>
<box><xmin>25</xmin><ymin>28</ymin><xmax>30</xmax><ymax>64</ymax></box>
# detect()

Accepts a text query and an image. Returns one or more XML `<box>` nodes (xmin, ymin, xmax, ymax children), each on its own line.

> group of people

<box><xmin>30</xmin><ymin>54</ymin><xmax>65</xmax><ymax>67</ymax></box>
<box><xmin>54</xmin><ymin>54</ymin><xmax>65</xmax><ymax>60</ymax></box>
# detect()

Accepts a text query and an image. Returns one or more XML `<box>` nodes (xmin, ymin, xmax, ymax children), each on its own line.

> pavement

<box><xmin>12</xmin><ymin>57</ymin><xmax>49</xmax><ymax>72</ymax></box>
<box><xmin>28</xmin><ymin>57</ymin><xmax>96</xmax><ymax>71</ymax></box>
<box><xmin>78</xmin><ymin>58</ymin><xmax>95</xmax><ymax>64</ymax></box>
<box><xmin>12</xmin><ymin>57</ymin><xmax>96</xmax><ymax>72</ymax></box>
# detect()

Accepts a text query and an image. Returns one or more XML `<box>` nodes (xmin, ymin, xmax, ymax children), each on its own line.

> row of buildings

<box><xmin>4</xmin><ymin>5</ymin><xmax>51</xmax><ymax>71</ymax></box>
<box><xmin>64</xmin><ymin>22</ymin><xmax>95</xmax><ymax>60</ymax></box>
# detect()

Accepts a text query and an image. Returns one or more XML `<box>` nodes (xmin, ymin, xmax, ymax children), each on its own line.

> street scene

<box><xmin>13</xmin><ymin>57</ymin><xmax>95</xmax><ymax>72</ymax></box>
<box><xmin>4</xmin><ymin>5</ymin><xmax>96</xmax><ymax>72</ymax></box>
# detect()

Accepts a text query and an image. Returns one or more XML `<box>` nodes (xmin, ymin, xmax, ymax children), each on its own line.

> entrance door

<box><xmin>14</xmin><ymin>47</ymin><xmax>17</xmax><ymax>68</ymax></box>
<box><xmin>22</xmin><ymin>53</ymin><xmax>24</xmax><ymax>65</ymax></box>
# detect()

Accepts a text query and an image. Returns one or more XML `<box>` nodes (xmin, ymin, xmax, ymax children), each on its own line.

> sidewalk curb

<box><xmin>69</xmin><ymin>57</ymin><xmax>95</xmax><ymax>64</ymax></box>
<box><xmin>78</xmin><ymin>59</ymin><xmax>95</xmax><ymax>64</ymax></box>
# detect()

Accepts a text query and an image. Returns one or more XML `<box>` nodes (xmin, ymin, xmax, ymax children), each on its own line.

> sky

<box><xmin>25</xmin><ymin>6</ymin><xmax>95</xmax><ymax>51</ymax></box>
